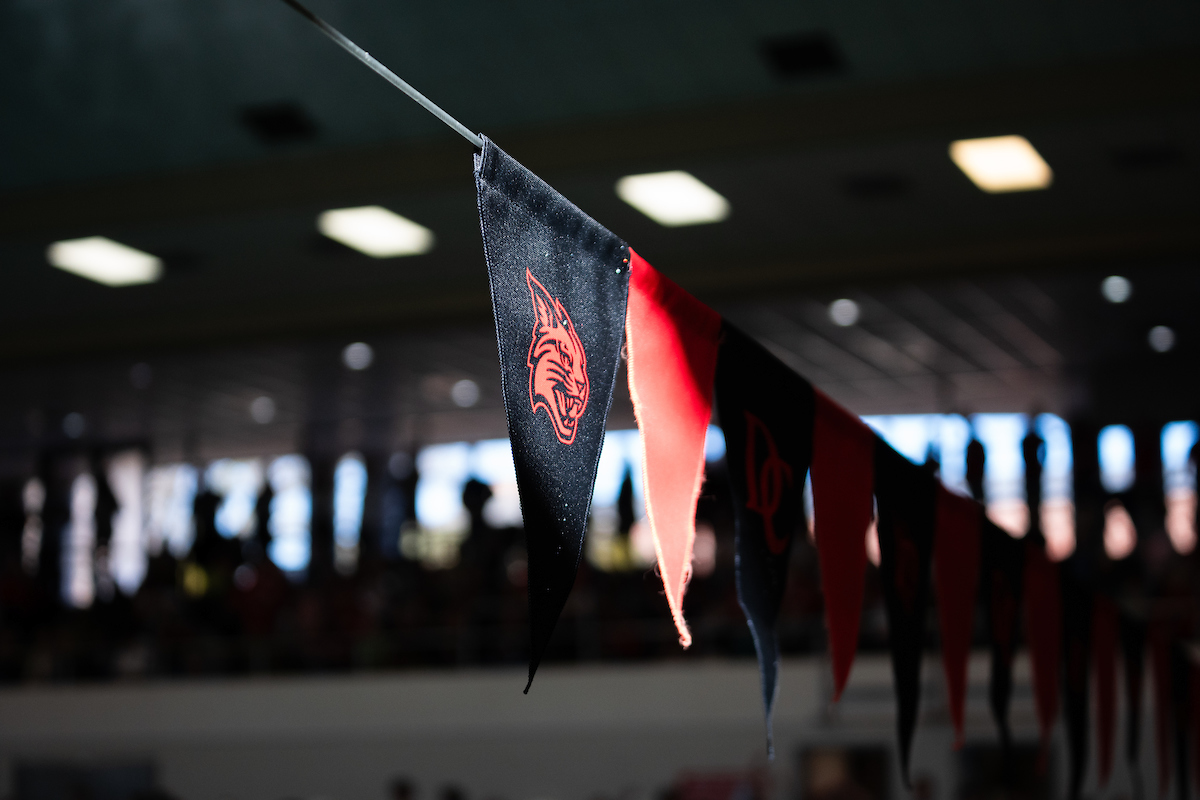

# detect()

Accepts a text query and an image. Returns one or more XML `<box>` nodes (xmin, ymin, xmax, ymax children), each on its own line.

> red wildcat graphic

<box><xmin>526</xmin><ymin>269</ymin><xmax>589</xmax><ymax>445</ymax></box>
<box><xmin>744</xmin><ymin>411</ymin><xmax>794</xmax><ymax>555</ymax></box>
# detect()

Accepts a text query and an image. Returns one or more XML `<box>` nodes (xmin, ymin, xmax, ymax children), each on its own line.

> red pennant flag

<box><xmin>1093</xmin><ymin>595</ymin><xmax>1120</xmax><ymax>788</ymax></box>
<box><xmin>1024</xmin><ymin>539</ymin><xmax>1061</xmax><ymax>757</ymax></box>
<box><xmin>1150</xmin><ymin>619</ymin><xmax>1173</xmax><ymax>798</ymax></box>
<box><xmin>1191</xmin><ymin>661</ymin><xmax>1200</xmax><ymax>794</ymax></box>
<box><xmin>810</xmin><ymin>389</ymin><xmax>874</xmax><ymax>700</ymax></box>
<box><xmin>625</xmin><ymin>249</ymin><xmax>721</xmax><ymax>647</ymax></box>
<box><xmin>933</xmin><ymin>487</ymin><xmax>982</xmax><ymax>748</ymax></box>
<box><xmin>1061</xmin><ymin>569</ymin><xmax>1092</xmax><ymax>800</ymax></box>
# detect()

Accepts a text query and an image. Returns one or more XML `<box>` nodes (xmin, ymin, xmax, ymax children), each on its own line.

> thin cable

<box><xmin>279</xmin><ymin>0</ymin><xmax>484</xmax><ymax>149</ymax></box>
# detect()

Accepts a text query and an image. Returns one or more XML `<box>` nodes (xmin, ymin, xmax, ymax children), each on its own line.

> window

<box><xmin>268</xmin><ymin>455</ymin><xmax>312</xmax><ymax>574</ymax></box>
<box><xmin>333</xmin><ymin>452</ymin><xmax>367</xmax><ymax>574</ymax></box>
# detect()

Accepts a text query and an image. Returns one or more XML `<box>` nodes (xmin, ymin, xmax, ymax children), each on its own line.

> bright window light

<box><xmin>106</xmin><ymin>450</ymin><xmax>147</xmax><ymax>595</ymax></box>
<box><xmin>1098</xmin><ymin>424</ymin><xmax>1135</xmax><ymax>493</ymax></box>
<box><xmin>334</xmin><ymin>452</ymin><xmax>367</xmax><ymax>575</ymax></box>
<box><xmin>949</xmin><ymin>135</ymin><xmax>1053</xmax><ymax>193</ymax></box>
<box><xmin>206</xmin><ymin>459</ymin><xmax>264</xmax><ymax>539</ymax></box>
<box><xmin>317</xmin><ymin>206</ymin><xmax>434</xmax><ymax>257</ymax></box>
<box><xmin>145</xmin><ymin>464</ymin><xmax>199</xmax><ymax>558</ymax></box>
<box><xmin>65</xmin><ymin>472</ymin><xmax>97</xmax><ymax>608</ymax></box>
<box><xmin>46</xmin><ymin>236</ymin><xmax>162</xmax><ymax>286</ymax></box>
<box><xmin>592</xmin><ymin>430</ymin><xmax>644</xmax><ymax>512</ymax></box>
<box><xmin>615</xmin><ymin>171</ymin><xmax>730</xmax><ymax>226</ymax></box>
<box><xmin>1162</xmin><ymin>421</ymin><xmax>1199</xmax><ymax>492</ymax></box>
<box><xmin>268</xmin><ymin>455</ymin><xmax>312</xmax><ymax>574</ymax></box>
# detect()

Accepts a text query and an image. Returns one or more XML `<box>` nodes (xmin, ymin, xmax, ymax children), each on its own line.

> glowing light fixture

<box><xmin>615</xmin><ymin>171</ymin><xmax>730</xmax><ymax>226</ymax></box>
<box><xmin>829</xmin><ymin>298</ymin><xmax>860</xmax><ymax>326</ymax></box>
<box><xmin>318</xmin><ymin>206</ymin><xmax>434</xmax><ymax>257</ymax></box>
<box><xmin>342</xmin><ymin>342</ymin><xmax>374</xmax><ymax>371</ymax></box>
<box><xmin>47</xmin><ymin>237</ymin><xmax>162</xmax><ymax>286</ymax></box>
<box><xmin>1149</xmin><ymin>325</ymin><xmax>1175</xmax><ymax>353</ymax></box>
<box><xmin>451</xmin><ymin>379</ymin><xmax>480</xmax><ymax>408</ymax></box>
<box><xmin>1101</xmin><ymin>275</ymin><xmax>1131</xmax><ymax>303</ymax></box>
<box><xmin>250</xmin><ymin>396</ymin><xmax>276</xmax><ymax>425</ymax></box>
<box><xmin>949</xmin><ymin>135</ymin><xmax>1053</xmax><ymax>193</ymax></box>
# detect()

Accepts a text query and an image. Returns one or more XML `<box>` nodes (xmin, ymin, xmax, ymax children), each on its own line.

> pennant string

<box><xmin>279</xmin><ymin>0</ymin><xmax>485</xmax><ymax>149</ymax></box>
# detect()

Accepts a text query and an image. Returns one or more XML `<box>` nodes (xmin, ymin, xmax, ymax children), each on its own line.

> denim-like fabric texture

<box><xmin>714</xmin><ymin>322</ymin><xmax>814</xmax><ymax>757</ymax></box>
<box><xmin>874</xmin><ymin>440</ymin><xmax>936</xmax><ymax>785</ymax></box>
<box><xmin>474</xmin><ymin>137</ymin><xmax>630</xmax><ymax>690</ymax></box>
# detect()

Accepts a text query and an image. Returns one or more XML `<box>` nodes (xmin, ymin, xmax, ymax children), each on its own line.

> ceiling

<box><xmin>5</xmin><ymin>0</ymin><xmax>1196</xmax><ymax>192</ymax></box>
<box><xmin>1</xmin><ymin>0</ymin><xmax>1197</xmax><ymax>467</ymax></box>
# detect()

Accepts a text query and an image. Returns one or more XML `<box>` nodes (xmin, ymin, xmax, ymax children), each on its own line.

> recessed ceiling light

<box><xmin>949</xmin><ymin>135</ymin><xmax>1053</xmax><ymax>193</ymax></box>
<box><xmin>62</xmin><ymin>412</ymin><xmax>86</xmax><ymax>439</ymax></box>
<box><xmin>250</xmin><ymin>396</ymin><xmax>277</xmax><ymax>424</ymax></box>
<box><xmin>342</xmin><ymin>342</ymin><xmax>374</xmax><ymax>370</ymax></box>
<box><xmin>615</xmin><ymin>171</ymin><xmax>730</xmax><ymax>226</ymax></box>
<box><xmin>1101</xmin><ymin>275</ymin><xmax>1131</xmax><ymax>303</ymax></box>
<box><xmin>451</xmin><ymin>379</ymin><xmax>480</xmax><ymax>408</ymax></box>
<box><xmin>46</xmin><ymin>237</ymin><xmax>163</xmax><ymax>286</ymax></box>
<box><xmin>318</xmin><ymin>206</ymin><xmax>434</xmax><ymax>257</ymax></box>
<box><xmin>829</xmin><ymin>298</ymin><xmax>860</xmax><ymax>326</ymax></box>
<box><xmin>1149</xmin><ymin>325</ymin><xmax>1175</xmax><ymax>353</ymax></box>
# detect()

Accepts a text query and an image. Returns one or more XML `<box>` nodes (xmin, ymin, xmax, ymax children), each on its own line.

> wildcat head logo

<box><xmin>526</xmin><ymin>269</ymin><xmax>589</xmax><ymax>445</ymax></box>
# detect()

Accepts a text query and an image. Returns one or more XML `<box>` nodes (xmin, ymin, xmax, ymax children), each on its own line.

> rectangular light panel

<box><xmin>47</xmin><ymin>237</ymin><xmax>163</xmax><ymax>286</ymax></box>
<box><xmin>615</xmin><ymin>171</ymin><xmax>730</xmax><ymax>226</ymax></box>
<box><xmin>318</xmin><ymin>206</ymin><xmax>434</xmax><ymax>257</ymax></box>
<box><xmin>949</xmin><ymin>135</ymin><xmax>1053</xmax><ymax>193</ymax></box>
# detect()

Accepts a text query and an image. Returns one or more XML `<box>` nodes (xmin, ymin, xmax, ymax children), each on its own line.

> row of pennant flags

<box><xmin>472</xmin><ymin>139</ymin><xmax>1198</xmax><ymax>793</ymax></box>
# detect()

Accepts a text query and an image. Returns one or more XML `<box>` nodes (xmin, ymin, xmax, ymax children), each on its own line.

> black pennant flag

<box><xmin>714</xmin><ymin>323</ymin><xmax>815</xmax><ymax>756</ymax></box>
<box><xmin>873</xmin><ymin>440</ymin><xmax>936</xmax><ymax>785</ymax></box>
<box><xmin>1061</xmin><ymin>564</ymin><xmax>1093</xmax><ymax>800</ymax></box>
<box><xmin>981</xmin><ymin>517</ymin><xmax>1025</xmax><ymax>751</ymax></box>
<box><xmin>474</xmin><ymin>137</ymin><xmax>630</xmax><ymax>691</ymax></box>
<box><xmin>1122</xmin><ymin>609</ymin><xmax>1148</xmax><ymax>782</ymax></box>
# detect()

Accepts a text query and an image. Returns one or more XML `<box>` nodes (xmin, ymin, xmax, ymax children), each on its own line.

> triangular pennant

<box><xmin>474</xmin><ymin>137</ymin><xmax>631</xmax><ymax>690</ymax></box>
<box><xmin>810</xmin><ymin>390</ymin><xmax>875</xmax><ymax>700</ymax></box>
<box><xmin>1170</xmin><ymin>637</ymin><xmax>1191</xmax><ymax>800</ymax></box>
<box><xmin>625</xmin><ymin>249</ymin><xmax>721</xmax><ymax>647</ymax></box>
<box><xmin>1061</xmin><ymin>565</ymin><xmax>1092</xmax><ymax>800</ymax></box>
<box><xmin>1024</xmin><ymin>538</ymin><xmax>1062</xmax><ymax>759</ymax></box>
<box><xmin>1151</xmin><ymin>618</ymin><xmax>1174</xmax><ymax>798</ymax></box>
<box><xmin>1122</xmin><ymin>611</ymin><xmax>1148</xmax><ymax>774</ymax></box>
<box><xmin>981</xmin><ymin>517</ymin><xmax>1025</xmax><ymax>750</ymax></box>
<box><xmin>933</xmin><ymin>486</ymin><xmax>982</xmax><ymax>749</ymax></box>
<box><xmin>714</xmin><ymin>322</ymin><xmax>814</xmax><ymax>757</ymax></box>
<box><xmin>873</xmin><ymin>440</ymin><xmax>936</xmax><ymax>785</ymax></box>
<box><xmin>1093</xmin><ymin>595</ymin><xmax>1120</xmax><ymax>788</ymax></box>
<box><xmin>1191</xmin><ymin>660</ymin><xmax>1200</xmax><ymax>795</ymax></box>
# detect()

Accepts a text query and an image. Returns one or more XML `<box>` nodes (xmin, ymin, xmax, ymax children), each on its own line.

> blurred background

<box><xmin>1</xmin><ymin>1</ymin><xmax>1198</xmax><ymax>799</ymax></box>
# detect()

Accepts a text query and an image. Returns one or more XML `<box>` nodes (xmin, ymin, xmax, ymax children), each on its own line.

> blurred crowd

<box><xmin>0</xmin><ymin>456</ymin><xmax>856</xmax><ymax>684</ymax></box>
